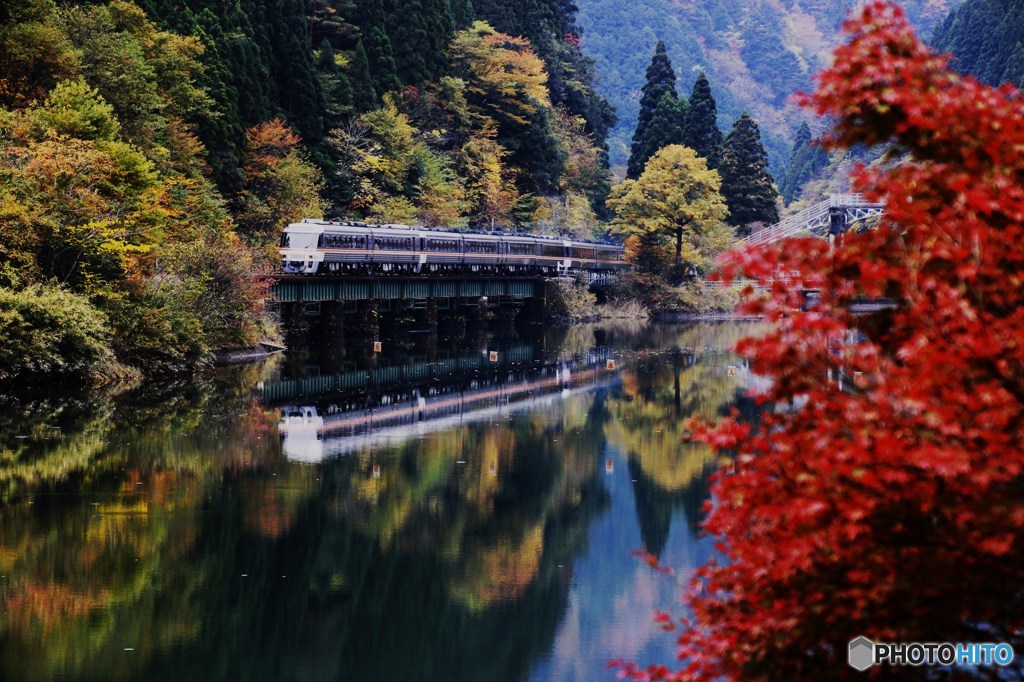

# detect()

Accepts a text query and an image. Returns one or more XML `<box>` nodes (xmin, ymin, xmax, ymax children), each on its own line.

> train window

<box><xmin>281</xmin><ymin>233</ymin><xmax>290</xmax><ymax>248</ymax></box>
<box><xmin>374</xmin><ymin>236</ymin><xmax>413</xmax><ymax>251</ymax></box>
<box><xmin>541</xmin><ymin>243</ymin><xmax>564</xmax><ymax>258</ymax></box>
<box><xmin>466</xmin><ymin>240</ymin><xmax>496</xmax><ymax>253</ymax></box>
<box><xmin>508</xmin><ymin>241</ymin><xmax>533</xmax><ymax>255</ymax></box>
<box><xmin>427</xmin><ymin>238</ymin><xmax>459</xmax><ymax>252</ymax></box>
<box><xmin>575</xmin><ymin>247</ymin><xmax>595</xmax><ymax>260</ymax></box>
<box><xmin>324</xmin><ymin>234</ymin><xmax>366</xmax><ymax>249</ymax></box>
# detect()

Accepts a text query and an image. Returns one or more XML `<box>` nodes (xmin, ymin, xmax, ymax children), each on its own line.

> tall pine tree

<box><xmin>348</xmin><ymin>39</ymin><xmax>378</xmax><ymax>112</ymax></box>
<box><xmin>449</xmin><ymin>0</ymin><xmax>475</xmax><ymax>29</ymax></box>
<box><xmin>385</xmin><ymin>0</ymin><xmax>452</xmax><ymax>85</ymax></box>
<box><xmin>778</xmin><ymin>121</ymin><xmax>829</xmax><ymax>205</ymax></box>
<box><xmin>719</xmin><ymin>112</ymin><xmax>778</xmax><ymax>235</ymax></box>
<box><xmin>682</xmin><ymin>71</ymin><xmax>723</xmax><ymax>170</ymax></box>
<box><xmin>358</xmin><ymin>0</ymin><xmax>401</xmax><ymax>96</ymax></box>
<box><xmin>317</xmin><ymin>39</ymin><xmax>353</xmax><ymax>128</ymax></box>
<box><xmin>262</xmin><ymin>0</ymin><xmax>327</xmax><ymax>147</ymax></box>
<box><xmin>627</xmin><ymin>40</ymin><xmax>676</xmax><ymax>179</ymax></box>
<box><xmin>631</xmin><ymin>92</ymin><xmax>684</xmax><ymax>175</ymax></box>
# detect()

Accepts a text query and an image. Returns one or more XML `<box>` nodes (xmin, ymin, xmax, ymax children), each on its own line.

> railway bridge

<box><xmin>268</xmin><ymin>273</ymin><xmax>617</xmax><ymax>333</ymax></box>
<box><xmin>271</xmin><ymin>274</ymin><xmax>544</xmax><ymax>311</ymax></box>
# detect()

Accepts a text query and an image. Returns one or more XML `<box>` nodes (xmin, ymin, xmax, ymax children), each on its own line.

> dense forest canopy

<box><xmin>8</xmin><ymin>0</ymin><xmax>1024</xmax><ymax>381</ymax></box>
<box><xmin>931</xmin><ymin>0</ymin><xmax>1024</xmax><ymax>88</ymax></box>
<box><xmin>0</xmin><ymin>0</ymin><xmax>616</xmax><ymax>379</ymax></box>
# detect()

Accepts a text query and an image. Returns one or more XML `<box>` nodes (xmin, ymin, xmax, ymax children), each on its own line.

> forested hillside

<box><xmin>574</xmin><ymin>0</ymin><xmax>957</xmax><ymax>176</ymax></box>
<box><xmin>0</xmin><ymin>0</ymin><xmax>614</xmax><ymax>380</ymax></box>
<box><xmin>931</xmin><ymin>0</ymin><xmax>1024</xmax><ymax>87</ymax></box>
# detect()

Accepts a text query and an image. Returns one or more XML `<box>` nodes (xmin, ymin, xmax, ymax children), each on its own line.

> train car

<box><xmin>280</xmin><ymin>219</ymin><xmax>627</xmax><ymax>276</ymax></box>
<box><xmin>503</xmin><ymin>235</ymin><xmax>537</xmax><ymax>273</ymax></box>
<box><xmin>367</xmin><ymin>225</ymin><xmax>419</xmax><ymax>272</ymax></box>
<box><xmin>461</xmin><ymin>232</ymin><xmax>502</xmax><ymax>273</ymax></box>
<box><xmin>421</xmin><ymin>231</ymin><xmax>464</xmax><ymax>271</ymax></box>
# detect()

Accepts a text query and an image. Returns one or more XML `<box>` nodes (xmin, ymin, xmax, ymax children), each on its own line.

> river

<box><xmin>0</xmin><ymin>321</ymin><xmax>761</xmax><ymax>681</ymax></box>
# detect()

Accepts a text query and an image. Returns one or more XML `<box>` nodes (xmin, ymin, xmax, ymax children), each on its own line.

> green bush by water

<box><xmin>0</xmin><ymin>284</ymin><xmax>122</xmax><ymax>382</ymax></box>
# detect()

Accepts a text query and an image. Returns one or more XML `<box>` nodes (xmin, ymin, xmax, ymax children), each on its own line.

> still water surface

<box><xmin>0</xmin><ymin>322</ymin><xmax>759</xmax><ymax>681</ymax></box>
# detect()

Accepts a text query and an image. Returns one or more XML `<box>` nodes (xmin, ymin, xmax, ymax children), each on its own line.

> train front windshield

<box><xmin>281</xmin><ymin>231</ymin><xmax>322</xmax><ymax>249</ymax></box>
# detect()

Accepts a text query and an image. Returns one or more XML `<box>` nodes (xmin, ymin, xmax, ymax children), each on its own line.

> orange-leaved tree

<box><xmin>615</xmin><ymin>2</ymin><xmax>1024</xmax><ymax>680</ymax></box>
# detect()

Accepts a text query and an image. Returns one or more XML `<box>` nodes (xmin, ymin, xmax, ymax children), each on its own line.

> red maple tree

<box><xmin>615</xmin><ymin>2</ymin><xmax>1024</xmax><ymax>680</ymax></box>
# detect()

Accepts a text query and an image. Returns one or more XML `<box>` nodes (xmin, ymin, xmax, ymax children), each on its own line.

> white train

<box><xmin>279</xmin><ymin>219</ymin><xmax>628</xmax><ymax>276</ymax></box>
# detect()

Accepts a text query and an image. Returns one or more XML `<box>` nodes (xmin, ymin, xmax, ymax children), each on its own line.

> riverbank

<box><xmin>214</xmin><ymin>342</ymin><xmax>287</xmax><ymax>365</ymax></box>
<box><xmin>652</xmin><ymin>311</ymin><xmax>762</xmax><ymax>322</ymax></box>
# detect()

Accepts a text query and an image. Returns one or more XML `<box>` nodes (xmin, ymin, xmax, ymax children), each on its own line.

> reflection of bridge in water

<box><xmin>271</xmin><ymin>348</ymin><xmax>617</xmax><ymax>463</ymax></box>
<box><xmin>259</xmin><ymin>344</ymin><xmax>538</xmax><ymax>403</ymax></box>
<box><xmin>264</xmin><ymin>338</ymin><xmax>771</xmax><ymax>462</ymax></box>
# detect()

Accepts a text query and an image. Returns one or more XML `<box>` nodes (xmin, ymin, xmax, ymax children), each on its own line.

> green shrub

<box><xmin>612</xmin><ymin>272</ymin><xmax>740</xmax><ymax>314</ymax></box>
<box><xmin>101</xmin><ymin>285</ymin><xmax>209</xmax><ymax>374</ymax></box>
<box><xmin>0</xmin><ymin>284</ymin><xmax>118</xmax><ymax>381</ymax></box>
<box><xmin>546</xmin><ymin>278</ymin><xmax>599</xmax><ymax>320</ymax></box>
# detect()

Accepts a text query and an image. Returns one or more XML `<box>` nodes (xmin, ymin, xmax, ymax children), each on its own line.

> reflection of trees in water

<box><xmin>0</xmin><ymin>322</ymin><xmax>761</xmax><ymax>681</ymax></box>
<box><xmin>0</xmin><ymin>365</ymin><xmax>615</xmax><ymax>681</ymax></box>
<box><xmin>0</xmin><ymin>393</ymin><xmax>115</xmax><ymax>504</ymax></box>
<box><xmin>0</xmin><ymin>365</ymin><xmax>289</xmax><ymax>681</ymax></box>
<box><xmin>606</xmin><ymin>324</ymin><xmax>759</xmax><ymax>556</ymax></box>
<box><xmin>137</xmin><ymin>395</ymin><xmax>616</xmax><ymax>682</ymax></box>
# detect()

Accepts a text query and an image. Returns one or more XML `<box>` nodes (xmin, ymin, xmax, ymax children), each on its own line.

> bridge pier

<box><xmin>279</xmin><ymin>301</ymin><xmax>312</xmax><ymax>340</ymax></box>
<box><xmin>318</xmin><ymin>301</ymin><xmax>347</xmax><ymax>339</ymax></box>
<box><xmin>270</xmin><ymin>276</ymin><xmax>559</xmax><ymax>337</ymax></box>
<box><xmin>348</xmin><ymin>300</ymin><xmax>379</xmax><ymax>339</ymax></box>
<box><xmin>516</xmin><ymin>280</ymin><xmax>548</xmax><ymax>324</ymax></box>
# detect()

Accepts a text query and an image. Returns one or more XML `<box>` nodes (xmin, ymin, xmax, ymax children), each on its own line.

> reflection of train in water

<box><xmin>277</xmin><ymin>357</ymin><xmax>617</xmax><ymax>462</ymax></box>
<box><xmin>279</xmin><ymin>219</ymin><xmax>628</xmax><ymax>276</ymax></box>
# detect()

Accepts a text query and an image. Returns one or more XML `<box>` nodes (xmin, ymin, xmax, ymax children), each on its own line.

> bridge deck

<box><xmin>271</xmin><ymin>276</ymin><xmax>540</xmax><ymax>303</ymax></box>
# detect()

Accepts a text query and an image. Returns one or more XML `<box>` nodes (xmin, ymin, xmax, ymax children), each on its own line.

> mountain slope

<box><xmin>575</xmin><ymin>0</ymin><xmax>958</xmax><ymax>177</ymax></box>
<box><xmin>931</xmin><ymin>0</ymin><xmax>1024</xmax><ymax>88</ymax></box>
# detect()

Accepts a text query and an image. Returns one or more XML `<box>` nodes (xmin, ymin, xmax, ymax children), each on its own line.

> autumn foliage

<box><xmin>616</xmin><ymin>2</ymin><xmax>1024</xmax><ymax>680</ymax></box>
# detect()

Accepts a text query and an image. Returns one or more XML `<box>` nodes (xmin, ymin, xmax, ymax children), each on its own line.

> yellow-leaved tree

<box><xmin>448</xmin><ymin>21</ymin><xmax>550</xmax><ymax>129</ymax></box>
<box><xmin>608</xmin><ymin>145</ymin><xmax>732</xmax><ymax>281</ymax></box>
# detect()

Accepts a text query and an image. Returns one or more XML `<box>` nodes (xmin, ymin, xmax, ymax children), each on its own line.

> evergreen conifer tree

<box><xmin>1005</xmin><ymin>41</ymin><xmax>1024</xmax><ymax>87</ymax></box>
<box><xmin>778</xmin><ymin>122</ymin><xmax>829</xmax><ymax>205</ymax></box>
<box><xmin>719</xmin><ymin>113</ymin><xmax>778</xmax><ymax>235</ymax></box>
<box><xmin>681</xmin><ymin>71</ymin><xmax>723</xmax><ymax>169</ymax></box>
<box><xmin>307</xmin><ymin>0</ymin><xmax>360</xmax><ymax>49</ymax></box>
<box><xmin>385</xmin><ymin>0</ymin><xmax>452</xmax><ymax>85</ymax></box>
<box><xmin>318</xmin><ymin>39</ymin><xmax>354</xmax><ymax>127</ymax></box>
<box><xmin>449</xmin><ymin>0</ymin><xmax>474</xmax><ymax>29</ymax></box>
<box><xmin>631</xmin><ymin>92</ymin><xmax>684</xmax><ymax>174</ymax></box>
<box><xmin>358</xmin><ymin>0</ymin><xmax>401</xmax><ymax>95</ymax></box>
<box><xmin>366</xmin><ymin>26</ymin><xmax>402</xmax><ymax>95</ymax></box>
<box><xmin>627</xmin><ymin>40</ymin><xmax>677</xmax><ymax>178</ymax></box>
<box><xmin>265</xmin><ymin>0</ymin><xmax>327</xmax><ymax>146</ymax></box>
<box><xmin>791</xmin><ymin>122</ymin><xmax>812</xmax><ymax>159</ymax></box>
<box><xmin>348</xmin><ymin>39</ymin><xmax>378</xmax><ymax>112</ymax></box>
